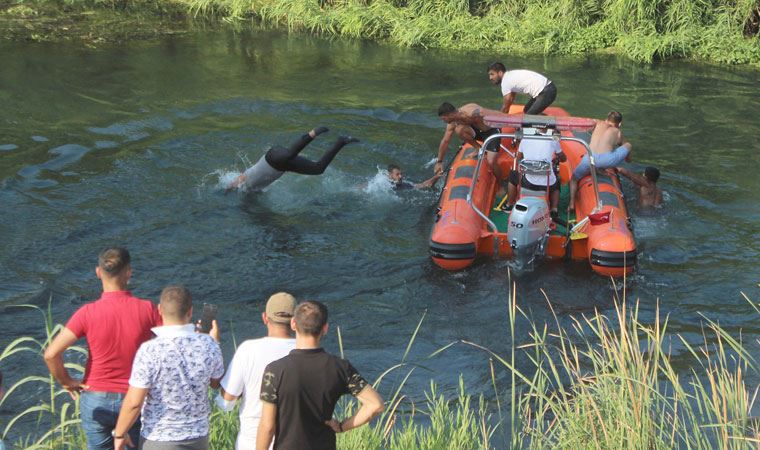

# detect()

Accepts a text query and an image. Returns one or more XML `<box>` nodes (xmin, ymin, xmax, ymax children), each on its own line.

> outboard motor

<box><xmin>507</xmin><ymin>160</ymin><xmax>552</xmax><ymax>272</ymax></box>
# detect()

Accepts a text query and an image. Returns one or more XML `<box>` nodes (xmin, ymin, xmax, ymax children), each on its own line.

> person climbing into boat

<box><xmin>487</xmin><ymin>62</ymin><xmax>557</xmax><ymax>115</ymax></box>
<box><xmin>226</xmin><ymin>127</ymin><xmax>359</xmax><ymax>192</ymax></box>
<box><xmin>503</xmin><ymin>129</ymin><xmax>566</xmax><ymax>221</ymax></box>
<box><xmin>616</xmin><ymin>166</ymin><xmax>662</xmax><ymax>208</ymax></box>
<box><xmin>568</xmin><ymin>111</ymin><xmax>633</xmax><ymax>213</ymax></box>
<box><xmin>387</xmin><ymin>164</ymin><xmax>441</xmax><ymax>190</ymax></box>
<box><xmin>435</xmin><ymin>102</ymin><xmax>503</xmax><ymax>177</ymax></box>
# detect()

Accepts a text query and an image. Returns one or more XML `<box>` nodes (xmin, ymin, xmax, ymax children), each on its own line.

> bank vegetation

<box><xmin>1</xmin><ymin>0</ymin><xmax>759</xmax><ymax>65</ymax></box>
<box><xmin>1</xmin><ymin>283</ymin><xmax>759</xmax><ymax>448</ymax></box>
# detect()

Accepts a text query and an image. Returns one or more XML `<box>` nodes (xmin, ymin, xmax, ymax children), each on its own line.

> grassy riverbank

<box><xmin>1</xmin><ymin>285</ymin><xmax>759</xmax><ymax>448</ymax></box>
<box><xmin>1</xmin><ymin>0</ymin><xmax>759</xmax><ymax>65</ymax></box>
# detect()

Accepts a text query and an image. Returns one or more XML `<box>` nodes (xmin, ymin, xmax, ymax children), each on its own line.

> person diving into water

<box><xmin>227</xmin><ymin>127</ymin><xmax>359</xmax><ymax>192</ymax></box>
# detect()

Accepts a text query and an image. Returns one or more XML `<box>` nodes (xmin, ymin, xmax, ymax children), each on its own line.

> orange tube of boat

<box><xmin>430</xmin><ymin>144</ymin><xmax>496</xmax><ymax>270</ymax></box>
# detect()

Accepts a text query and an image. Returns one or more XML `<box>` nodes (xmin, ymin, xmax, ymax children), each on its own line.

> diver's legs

<box><xmin>283</xmin><ymin>136</ymin><xmax>359</xmax><ymax>175</ymax></box>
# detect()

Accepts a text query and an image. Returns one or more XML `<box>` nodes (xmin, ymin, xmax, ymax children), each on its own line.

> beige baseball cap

<box><xmin>266</xmin><ymin>292</ymin><xmax>296</xmax><ymax>324</ymax></box>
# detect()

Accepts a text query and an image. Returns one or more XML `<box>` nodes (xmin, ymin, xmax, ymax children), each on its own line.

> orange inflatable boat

<box><xmin>428</xmin><ymin>105</ymin><xmax>636</xmax><ymax>277</ymax></box>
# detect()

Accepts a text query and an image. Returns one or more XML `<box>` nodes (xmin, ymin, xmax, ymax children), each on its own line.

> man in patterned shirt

<box><xmin>256</xmin><ymin>301</ymin><xmax>384</xmax><ymax>450</ymax></box>
<box><xmin>113</xmin><ymin>286</ymin><xmax>224</xmax><ymax>450</ymax></box>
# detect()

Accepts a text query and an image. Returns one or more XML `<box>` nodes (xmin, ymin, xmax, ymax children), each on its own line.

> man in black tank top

<box><xmin>256</xmin><ymin>301</ymin><xmax>384</xmax><ymax>450</ymax></box>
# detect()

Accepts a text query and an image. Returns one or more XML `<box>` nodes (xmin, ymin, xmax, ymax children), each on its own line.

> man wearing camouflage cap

<box><xmin>216</xmin><ymin>292</ymin><xmax>297</xmax><ymax>450</ymax></box>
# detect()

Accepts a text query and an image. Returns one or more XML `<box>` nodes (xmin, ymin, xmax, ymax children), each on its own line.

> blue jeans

<box><xmin>573</xmin><ymin>145</ymin><xmax>630</xmax><ymax>180</ymax></box>
<box><xmin>80</xmin><ymin>391</ymin><xmax>140</xmax><ymax>450</ymax></box>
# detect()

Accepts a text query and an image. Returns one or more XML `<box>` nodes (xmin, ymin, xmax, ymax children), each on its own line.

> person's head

<box><xmin>387</xmin><ymin>164</ymin><xmax>403</xmax><ymax>183</ymax></box>
<box><xmin>159</xmin><ymin>285</ymin><xmax>193</xmax><ymax>323</ymax></box>
<box><xmin>96</xmin><ymin>247</ymin><xmax>131</xmax><ymax>287</ymax></box>
<box><xmin>437</xmin><ymin>102</ymin><xmax>458</xmax><ymax>123</ymax></box>
<box><xmin>263</xmin><ymin>292</ymin><xmax>296</xmax><ymax>331</ymax></box>
<box><xmin>292</xmin><ymin>300</ymin><xmax>328</xmax><ymax>338</ymax></box>
<box><xmin>487</xmin><ymin>62</ymin><xmax>506</xmax><ymax>84</ymax></box>
<box><xmin>644</xmin><ymin>166</ymin><xmax>660</xmax><ymax>183</ymax></box>
<box><xmin>606</xmin><ymin>111</ymin><xmax>623</xmax><ymax>127</ymax></box>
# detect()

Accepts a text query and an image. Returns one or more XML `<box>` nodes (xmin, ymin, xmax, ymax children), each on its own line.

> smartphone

<box><xmin>197</xmin><ymin>303</ymin><xmax>218</xmax><ymax>334</ymax></box>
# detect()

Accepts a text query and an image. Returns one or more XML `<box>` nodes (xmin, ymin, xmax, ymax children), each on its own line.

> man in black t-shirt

<box><xmin>256</xmin><ymin>301</ymin><xmax>384</xmax><ymax>450</ymax></box>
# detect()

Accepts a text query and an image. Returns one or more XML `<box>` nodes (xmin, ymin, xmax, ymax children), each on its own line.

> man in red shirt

<box><xmin>44</xmin><ymin>247</ymin><xmax>160</xmax><ymax>450</ymax></box>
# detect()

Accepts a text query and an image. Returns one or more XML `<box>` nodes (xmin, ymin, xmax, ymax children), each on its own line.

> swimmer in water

<box><xmin>616</xmin><ymin>166</ymin><xmax>663</xmax><ymax>208</ymax></box>
<box><xmin>387</xmin><ymin>164</ymin><xmax>441</xmax><ymax>190</ymax></box>
<box><xmin>227</xmin><ymin>127</ymin><xmax>359</xmax><ymax>192</ymax></box>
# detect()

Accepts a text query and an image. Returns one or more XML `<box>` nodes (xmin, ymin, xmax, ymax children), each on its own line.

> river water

<box><xmin>1</xmin><ymin>29</ymin><xmax>759</xmax><ymax>441</ymax></box>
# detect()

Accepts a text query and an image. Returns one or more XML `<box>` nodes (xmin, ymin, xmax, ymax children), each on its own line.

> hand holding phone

<box><xmin>197</xmin><ymin>303</ymin><xmax>218</xmax><ymax>334</ymax></box>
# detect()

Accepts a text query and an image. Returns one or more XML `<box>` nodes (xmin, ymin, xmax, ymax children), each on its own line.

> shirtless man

<box><xmin>568</xmin><ymin>111</ymin><xmax>632</xmax><ymax>212</ymax></box>
<box><xmin>617</xmin><ymin>166</ymin><xmax>662</xmax><ymax>208</ymax></box>
<box><xmin>435</xmin><ymin>102</ymin><xmax>504</xmax><ymax>177</ymax></box>
<box><xmin>227</xmin><ymin>127</ymin><xmax>359</xmax><ymax>192</ymax></box>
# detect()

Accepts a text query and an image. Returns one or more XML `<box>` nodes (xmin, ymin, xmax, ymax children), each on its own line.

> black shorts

<box><xmin>508</xmin><ymin>169</ymin><xmax>560</xmax><ymax>192</ymax></box>
<box><xmin>473</xmin><ymin>127</ymin><xmax>501</xmax><ymax>152</ymax></box>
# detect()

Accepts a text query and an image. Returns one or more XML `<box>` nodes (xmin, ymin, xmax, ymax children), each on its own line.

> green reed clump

<box><xmin>467</xmin><ymin>281</ymin><xmax>760</xmax><ymax>449</ymax></box>
<box><xmin>0</xmin><ymin>300</ymin><xmax>87</xmax><ymax>449</ymax></box>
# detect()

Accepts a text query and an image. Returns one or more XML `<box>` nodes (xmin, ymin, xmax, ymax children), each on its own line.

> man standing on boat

<box><xmin>487</xmin><ymin>62</ymin><xmax>557</xmax><ymax>115</ymax></box>
<box><xmin>227</xmin><ymin>127</ymin><xmax>359</xmax><ymax>192</ymax></box>
<box><xmin>568</xmin><ymin>111</ymin><xmax>633</xmax><ymax>213</ymax></box>
<box><xmin>435</xmin><ymin>102</ymin><xmax>504</xmax><ymax>177</ymax></box>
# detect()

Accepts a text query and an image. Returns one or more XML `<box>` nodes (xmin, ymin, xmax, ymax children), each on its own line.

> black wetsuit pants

<box><xmin>264</xmin><ymin>134</ymin><xmax>347</xmax><ymax>175</ymax></box>
<box><xmin>523</xmin><ymin>82</ymin><xmax>557</xmax><ymax>115</ymax></box>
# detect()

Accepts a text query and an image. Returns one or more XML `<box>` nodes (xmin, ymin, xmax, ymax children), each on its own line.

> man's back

<box><xmin>518</xmin><ymin>139</ymin><xmax>561</xmax><ymax>186</ymax></box>
<box><xmin>589</xmin><ymin>121</ymin><xmax>622</xmax><ymax>154</ymax></box>
<box><xmin>260</xmin><ymin>348</ymin><xmax>367</xmax><ymax>450</ymax></box>
<box><xmin>221</xmin><ymin>337</ymin><xmax>295</xmax><ymax>449</ymax></box>
<box><xmin>66</xmin><ymin>291</ymin><xmax>160</xmax><ymax>393</ymax></box>
<box><xmin>129</xmin><ymin>325</ymin><xmax>224</xmax><ymax>442</ymax></box>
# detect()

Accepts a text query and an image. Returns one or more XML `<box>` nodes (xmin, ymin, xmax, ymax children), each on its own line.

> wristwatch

<box><xmin>111</xmin><ymin>429</ymin><xmax>125</xmax><ymax>439</ymax></box>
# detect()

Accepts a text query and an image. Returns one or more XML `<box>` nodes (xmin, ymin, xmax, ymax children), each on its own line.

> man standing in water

<box><xmin>487</xmin><ymin>62</ymin><xmax>557</xmax><ymax>115</ymax></box>
<box><xmin>617</xmin><ymin>166</ymin><xmax>663</xmax><ymax>208</ymax></box>
<box><xmin>435</xmin><ymin>102</ymin><xmax>504</xmax><ymax>178</ymax></box>
<box><xmin>227</xmin><ymin>127</ymin><xmax>359</xmax><ymax>192</ymax></box>
<box><xmin>568</xmin><ymin>111</ymin><xmax>632</xmax><ymax>213</ymax></box>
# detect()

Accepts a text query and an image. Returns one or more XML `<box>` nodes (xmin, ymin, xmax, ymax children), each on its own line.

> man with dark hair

<box><xmin>256</xmin><ymin>301</ymin><xmax>384</xmax><ymax>450</ymax></box>
<box><xmin>113</xmin><ymin>285</ymin><xmax>224</xmax><ymax>450</ymax></box>
<box><xmin>44</xmin><ymin>247</ymin><xmax>160</xmax><ymax>450</ymax></box>
<box><xmin>227</xmin><ymin>127</ymin><xmax>359</xmax><ymax>192</ymax></box>
<box><xmin>569</xmin><ymin>111</ymin><xmax>633</xmax><ymax>212</ymax></box>
<box><xmin>616</xmin><ymin>166</ymin><xmax>662</xmax><ymax>208</ymax></box>
<box><xmin>215</xmin><ymin>292</ymin><xmax>298</xmax><ymax>450</ymax></box>
<box><xmin>387</xmin><ymin>164</ymin><xmax>441</xmax><ymax>190</ymax></box>
<box><xmin>487</xmin><ymin>62</ymin><xmax>557</xmax><ymax>115</ymax></box>
<box><xmin>435</xmin><ymin>102</ymin><xmax>504</xmax><ymax>177</ymax></box>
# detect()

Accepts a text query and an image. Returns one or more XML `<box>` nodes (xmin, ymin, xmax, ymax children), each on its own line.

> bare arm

<box><xmin>43</xmin><ymin>327</ymin><xmax>88</xmax><ymax>399</ymax></box>
<box><xmin>256</xmin><ymin>402</ymin><xmax>277</xmax><ymax>450</ymax></box>
<box><xmin>616</xmin><ymin>167</ymin><xmax>649</xmax><ymax>187</ymax></box>
<box><xmin>113</xmin><ymin>386</ymin><xmax>148</xmax><ymax>450</ymax></box>
<box><xmin>414</xmin><ymin>173</ymin><xmax>442</xmax><ymax>189</ymax></box>
<box><xmin>326</xmin><ymin>385</ymin><xmax>384</xmax><ymax>434</ymax></box>
<box><xmin>435</xmin><ymin>124</ymin><xmax>456</xmax><ymax>174</ymax></box>
<box><xmin>501</xmin><ymin>92</ymin><xmax>516</xmax><ymax>113</ymax></box>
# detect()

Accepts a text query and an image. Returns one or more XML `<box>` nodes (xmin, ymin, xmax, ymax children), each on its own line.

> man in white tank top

<box><xmin>487</xmin><ymin>62</ymin><xmax>557</xmax><ymax>115</ymax></box>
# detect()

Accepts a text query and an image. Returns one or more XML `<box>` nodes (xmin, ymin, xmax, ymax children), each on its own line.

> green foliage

<box><xmin>164</xmin><ymin>0</ymin><xmax>760</xmax><ymax>65</ymax></box>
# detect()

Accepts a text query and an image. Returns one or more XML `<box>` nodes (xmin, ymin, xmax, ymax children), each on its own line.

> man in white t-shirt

<box><xmin>215</xmin><ymin>292</ymin><xmax>297</xmax><ymax>450</ymax></box>
<box><xmin>487</xmin><ymin>62</ymin><xmax>557</xmax><ymax>115</ymax></box>
<box><xmin>504</xmin><ymin>130</ymin><xmax>566</xmax><ymax>220</ymax></box>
